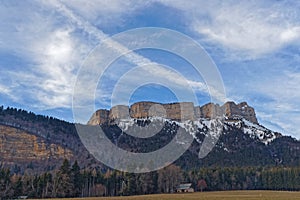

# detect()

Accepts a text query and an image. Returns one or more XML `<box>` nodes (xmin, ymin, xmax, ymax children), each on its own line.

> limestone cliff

<box><xmin>0</xmin><ymin>125</ymin><xmax>73</xmax><ymax>165</ymax></box>
<box><xmin>0</xmin><ymin>107</ymin><xmax>104</xmax><ymax>173</ymax></box>
<box><xmin>87</xmin><ymin>109</ymin><xmax>109</xmax><ymax>125</ymax></box>
<box><xmin>130</xmin><ymin>102</ymin><xmax>195</xmax><ymax>121</ymax></box>
<box><xmin>222</xmin><ymin>101</ymin><xmax>258</xmax><ymax>123</ymax></box>
<box><xmin>110</xmin><ymin>105</ymin><xmax>130</xmax><ymax>119</ymax></box>
<box><xmin>130</xmin><ymin>101</ymin><xmax>157</xmax><ymax>118</ymax></box>
<box><xmin>88</xmin><ymin>101</ymin><xmax>258</xmax><ymax>125</ymax></box>
<box><xmin>164</xmin><ymin>102</ymin><xmax>195</xmax><ymax>121</ymax></box>
<box><xmin>196</xmin><ymin>103</ymin><xmax>224</xmax><ymax>119</ymax></box>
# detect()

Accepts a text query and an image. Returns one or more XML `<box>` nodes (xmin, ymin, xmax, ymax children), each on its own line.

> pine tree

<box><xmin>71</xmin><ymin>161</ymin><xmax>82</xmax><ymax>197</ymax></box>
<box><xmin>56</xmin><ymin>159</ymin><xmax>73</xmax><ymax>197</ymax></box>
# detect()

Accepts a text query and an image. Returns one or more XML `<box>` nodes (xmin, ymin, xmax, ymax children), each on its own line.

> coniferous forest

<box><xmin>0</xmin><ymin>159</ymin><xmax>300</xmax><ymax>199</ymax></box>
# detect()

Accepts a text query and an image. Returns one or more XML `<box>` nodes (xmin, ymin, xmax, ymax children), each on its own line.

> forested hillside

<box><xmin>0</xmin><ymin>105</ymin><xmax>299</xmax><ymax>198</ymax></box>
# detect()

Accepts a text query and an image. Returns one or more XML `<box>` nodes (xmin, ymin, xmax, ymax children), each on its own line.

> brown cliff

<box><xmin>130</xmin><ymin>102</ymin><xmax>195</xmax><ymax>121</ymax></box>
<box><xmin>110</xmin><ymin>105</ymin><xmax>130</xmax><ymax>120</ymax></box>
<box><xmin>197</xmin><ymin>103</ymin><xmax>224</xmax><ymax>119</ymax></box>
<box><xmin>0</xmin><ymin>125</ymin><xmax>73</xmax><ymax>164</ymax></box>
<box><xmin>222</xmin><ymin>101</ymin><xmax>258</xmax><ymax>123</ymax></box>
<box><xmin>88</xmin><ymin>101</ymin><xmax>258</xmax><ymax>125</ymax></box>
<box><xmin>87</xmin><ymin>109</ymin><xmax>109</xmax><ymax>125</ymax></box>
<box><xmin>164</xmin><ymin>102</ymin><xmax>195</xmax><ymax>121</ymax></box>
<box><xmin>130</xmin><ymin>102</ymin><xmax>157</xmax><ymax>118</ymax></box>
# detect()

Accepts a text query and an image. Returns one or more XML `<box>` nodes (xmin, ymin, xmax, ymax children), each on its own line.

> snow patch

<box><xmin>116</xmin><ymin>116</ymin><xmax>277</xmax><ymax>146</ymax></box>
<box><xmin>241</xmin><ymin>119</ymin><xmax>277</xmax><ymax>144</ymax></box>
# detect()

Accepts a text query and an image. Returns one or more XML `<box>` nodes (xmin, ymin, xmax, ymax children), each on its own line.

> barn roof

<box><xmin>177</xmin><ymin>183</ymin><xmax>192</xmax><ymax>190</ymax></box>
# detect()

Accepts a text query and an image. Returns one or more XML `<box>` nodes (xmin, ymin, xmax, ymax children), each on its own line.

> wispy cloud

<box><xmin>0</xmin><ymin>0</ymin><xmax>222</xmax><ymax>120</ymax></box>
<box><xmin>1</xmin><ymin>0</ymin><xmax>300</xmax><ymax>139</ymax></box>
<box><xmin>0</xmin><ymin>84</ymin><xmax>10</xmax><ymax>95</ymax></box>
<box><xmin>158</xmin><ymin>0</ymin><xmax>300</xmax><ymax>59</ymax></box>
<box><xmin>0</xmin><ymin>1</ymin><xmax>96</xmax><ymax>109</ymax></box>
<box><xmin>47</xmin><ymin>1</ymin><xmax>224</xmax><ymax>109</ymax></box>
<box><xmin>255</xmin><ymin>71</ymin><xmax>300</xmax><ymax>107</ymax></box>
<box><xmin>240</xmin><ymin>70</ymin><xmax>300</xmax><ymax>138</ymax></box>
<box><xmin>59</xmin><ymin>0</ymin><xmax>148</xmax><ymax>26</ymax></box>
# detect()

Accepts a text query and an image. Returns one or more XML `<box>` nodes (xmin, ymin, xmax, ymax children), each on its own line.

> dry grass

<box><xmin>55</xmin><ymin>190</ymin><xmax>300</xmax><ymax>200</ymax></box>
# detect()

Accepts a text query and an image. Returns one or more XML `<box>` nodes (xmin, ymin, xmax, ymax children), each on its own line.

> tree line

<box><xmin>0</xmin><ymin>160</ymin><xmax>300</xmax><ymax>199</ymax></box>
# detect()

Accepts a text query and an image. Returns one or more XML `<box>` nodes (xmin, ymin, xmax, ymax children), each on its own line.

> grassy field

<box><xmin>61</xmin><ymin>191</ymin><xmax>300</xmax><ymax>200</ymax></box>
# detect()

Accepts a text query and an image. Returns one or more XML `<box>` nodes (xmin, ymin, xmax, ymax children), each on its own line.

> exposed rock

<box><xmin>199</xmin><ymin>103</ymin><xmax>224</xmax><ymax>119</ymax></box>
<box><xmin>148</xmin><ymin>103</ymin><xmax>167</xmax><ymax>118</ymax></box>
<box><xmin>0</xmin><ymin>125</ymin><xmax>73</xmax><ymax>163</ymax></box>
<box><xmin>109</xmin><ymin>105</ymin><xmax>130</xmax><ymax>120</ymax></box>
<box><xmin>88</xmin><ymin>109</ymin><xmax>109</xmax><ymax>125</ymax></box>
<box><xmin>129</xmin><ymin>101</ymin><xmax>195</xmax><ymax>121</ymax></box>
<box><xmin>163</xmin><ymin>102</ymin><xmax>194</xmax><ymax>121</ymax></box>
<box><xmin>222</xmin><ymin>101</ymin><xmax>258</xmax><ymax>124</ymax></box>
<box><xmin>194</xmin><ymin>106</ymin><xmax>201</xmax><ymax>119</ymax></box>
<box><xmin>130</xmin><ymin>101</ymin><xmax>156</xmax><ymax>118</ymax></box>
<box><xmin>88</xmin><ymin>101</ymin><xmax>258</xmax><ymax>125</ymax></box>
<box><xmin>0</xmin><ymin>108</ymin><xmax>101</xmax><ymax>173</ymax></box>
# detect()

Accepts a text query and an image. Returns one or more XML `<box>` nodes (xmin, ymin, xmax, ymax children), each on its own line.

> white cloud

<box><xmin>158</xmin><ymin>0</ymin><xmax>300</xmax><ymax>59</ymax></box>
<box><xmin>0</xmin><ymin>84</ymin><xmax>10</xmax><ymax>95</ymax></box>
<box><xmin>0</xmin><ymin>1</ymin><xmax>93</xmax><ymax>109</ymax></box>
<box><xmin>259</xmin><ymin>72</ymin><xmax>300</xmax><ymax>102</ymax></box>
<box><xmin>60</xmin><ymin>0</ymin><xmax>147</xmax><ymax>24</ymax></box>
<box><xmin>35</xmin><ymin>35</ymin><xmax>95</xmax><ymax>109</ymax></box>
<box><xmin>280</xmin><ymin>27</ymin><xmax>300</xmax><ymax>43</ymax></box>
<box><xmin>249</xmin><ymin>71</ymin><xmax>300</xmax><ymax>138</ymax></box>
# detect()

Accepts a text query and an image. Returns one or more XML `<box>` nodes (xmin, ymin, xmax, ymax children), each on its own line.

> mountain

<box><xmin>88</xmin><ymin>101</ymin><xmax>274</xmax><ymax>146</ymax></box>
<box><xmin>88</xmin><ymin>101</ymin><xmax>299</xmax><ymax>169</ymax></box>
<box><xmin>0</xmin><ymin>101</ymin><xmax>299</xmax><ymax>174</ymax></box>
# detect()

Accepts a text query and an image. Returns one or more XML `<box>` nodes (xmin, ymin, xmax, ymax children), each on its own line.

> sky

<box><xmin>0</xmin><ymin>0</ymin><xmax>300</xmax><ymax>138</ymax></box>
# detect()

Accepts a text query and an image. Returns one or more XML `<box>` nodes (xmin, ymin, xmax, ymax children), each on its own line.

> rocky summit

<box><xmin>88</xmin><ymin>101</ymin><xmax>258</xmax><ymax>125</ymax></box>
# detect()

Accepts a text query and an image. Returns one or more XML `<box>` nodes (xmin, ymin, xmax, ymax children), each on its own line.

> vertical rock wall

<box><xmin>87</xmin><ymin>101</ymin><xmax>258</xmax><ymax>125</ymax></box>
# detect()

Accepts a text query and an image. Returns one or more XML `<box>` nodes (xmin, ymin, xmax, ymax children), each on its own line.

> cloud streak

<box><xmin>158</xmin><ymin>0</ymin><xmax>300</xmax><ymax>59</ymax></box>
<box><xmin>48</xmin><ymin>0</ymin><xmax>224</xmax><ymax>108</ymax></box>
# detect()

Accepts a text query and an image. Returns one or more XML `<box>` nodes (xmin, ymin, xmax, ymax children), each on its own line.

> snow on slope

<box><xmin>223</xmin><ymin>117</ymin><xmax>278</xmax><ymax>144</ymax></box>
<box><xmin>115</xmin><ymin>116</ymin><xmax>279</xmax><ymax>146</ymax></box>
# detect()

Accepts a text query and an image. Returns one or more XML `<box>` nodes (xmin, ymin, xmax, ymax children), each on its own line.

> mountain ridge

<box><xmin>88</xmin><ymin>101</ymin><xmax>258</xmax><ymax>125</ymax></box>
<box><xmin>0</xmin><ymin>102</ymin><xmax>299</xmax><ymax>174</ymax></box>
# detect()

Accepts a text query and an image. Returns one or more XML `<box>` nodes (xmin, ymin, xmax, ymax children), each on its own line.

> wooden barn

<box><xmin>176</xmin><ymin>183</ymin><xmax>194</xmax><ymax>193</ymax></box>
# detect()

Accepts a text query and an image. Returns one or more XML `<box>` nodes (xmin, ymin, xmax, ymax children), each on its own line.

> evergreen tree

<box><xmin>71</xmin><ymin>161</ymin><xmax>82</xmax><ymax>197</ymax></box>
<box><xmin>56</xmin><ymin>159</ymin><xmax>73</xmax><ymax>197</ymax></box>
<box><xmin>0</xmin><ymin>168</ymin><xmax>12</xmax><ymax>198</ymax></box>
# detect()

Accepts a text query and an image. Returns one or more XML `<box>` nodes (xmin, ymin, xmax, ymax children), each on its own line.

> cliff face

<box><xmin>194</xmin><ymin>101</ymin><xmax>257</xmax><ymax>123</ymax></box>
<box><xmin>88</xmin><ymin>101</ymin><xmax>258</xmax><ymax>125</ymax></box>
<box><xmin>197</xmin><ymin>103</ymin><xmax>224</xmax><ymax>119</ymax></box>
<box><xmin>110</xmin><ymin>105</ymin><xmax>130</xmax><ymax>119</ymax></box>
<box><xmin>130</xmin><ymin>102</ymin><xmax>155</xmax><ymax>118</ymax></box>
<box><xmin>0</xmin><ymin>125</ymin><xmax>73</xmax><ymax>165</ymax></box>
<box><xmin>130</xmin><ymin>102</ymin><xmax>195</xmax><ymax>121</ymax></box>
<box><xmin>222</xmin><ymin>101</ymin><xmax>258</xmax><ymax>123</ymax></box>
<box><xmin>164</xmin><ymin>102</ymin><xmax>195</xmax><ymax>121</ymax></box>
<box><xmin>0</xmin><ymin>107</ymin><xmax>99</xmax><ymax>173</ymax></box>
<box><xmin>87</xmin><ymin>109</ymin><xmax>109</xmax><ymax>125</ymax></box>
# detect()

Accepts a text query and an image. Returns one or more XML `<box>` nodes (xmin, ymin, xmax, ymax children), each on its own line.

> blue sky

<box><xmin>1</xmin><ymin>0</ymin><xmax>300</xmax><ymax>138</ymax></box>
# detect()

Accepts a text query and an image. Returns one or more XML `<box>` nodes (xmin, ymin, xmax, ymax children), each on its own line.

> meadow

<box><xmin>62</xmin><ymin>191</ymin><xmax>300</xmax><ymax>200</ymax></box>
